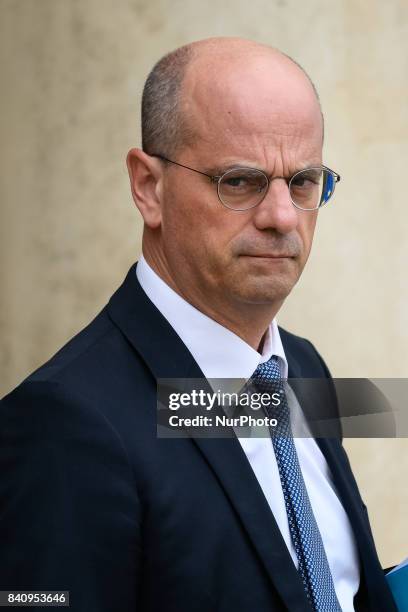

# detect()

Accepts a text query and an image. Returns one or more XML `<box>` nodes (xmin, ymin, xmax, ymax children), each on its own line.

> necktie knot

<box><xmin>253</xmin><ymin>355</ymin><xmax>282</xmax><ymax>382</ymax></box>
<box><xmin>252</xmin><ymin>356</ymin><xmax>290</xmax><ymax>434</ymax></box>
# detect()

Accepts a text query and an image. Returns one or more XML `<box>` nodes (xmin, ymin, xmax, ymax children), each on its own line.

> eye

<box><xmin>217</xmin><ymin>168</ymin><xmax>269</xmax><ymax>210</ymax></box>
<box><xmin>225</xmin><ymin>176</ymin><xmax>248</xmax><ymax>188</ymax></box>
<box><xmin>291</xmin><ymin>169</ymin><xmax>321</xmax><ymax>188</ymax></box>
<box><xmin>221</xmin><ymin>170</ymin><xmax>268</xmax><ymax>193</ymax></box>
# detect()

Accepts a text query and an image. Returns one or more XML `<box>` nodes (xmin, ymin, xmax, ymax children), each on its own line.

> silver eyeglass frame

<box><xmin>151</xmin><ymin>154</ymin><xmax>341</xmax><ymax>212</ymax></box>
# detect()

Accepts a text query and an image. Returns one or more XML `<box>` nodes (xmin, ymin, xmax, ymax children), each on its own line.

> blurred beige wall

<box><xmin>1</xmin><ymin>0</ymin><xmax>407</xmax><ymax>567</ymax></box>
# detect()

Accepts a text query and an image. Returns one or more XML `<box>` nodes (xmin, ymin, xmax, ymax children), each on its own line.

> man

<box><xmin>0</xmin><ymin>38</ymin><xmax>396</xmax><ymax>611</ymax></box>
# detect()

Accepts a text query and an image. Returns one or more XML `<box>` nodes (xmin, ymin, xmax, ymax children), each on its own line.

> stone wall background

<box><xmin>1</xmin><ymin>0</ymin><xmax>407</xmax><ymax>567</ymax></box>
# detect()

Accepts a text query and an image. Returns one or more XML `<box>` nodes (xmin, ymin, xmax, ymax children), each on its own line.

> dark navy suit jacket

<box><xmin>0</xmin><ymin>264</ymin><xmax>397</xmax><ymax>611</ymax></box>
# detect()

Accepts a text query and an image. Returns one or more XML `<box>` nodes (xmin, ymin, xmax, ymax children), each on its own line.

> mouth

<box><xmin>241</xmin><ymin>254</ymin><xmax>295</xmax><ymax>259</ymax></box>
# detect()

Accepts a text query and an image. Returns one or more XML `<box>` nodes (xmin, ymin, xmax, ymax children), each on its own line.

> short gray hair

<box><xmin>141</xmin><ymin>44</ymin><xmax>194</xmax><ymax>156</ymax></box>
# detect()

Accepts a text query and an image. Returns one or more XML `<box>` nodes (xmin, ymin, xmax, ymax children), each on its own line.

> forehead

<box><xmin>181</xmin><ymin>52</ymin><xmax>323</xmax><ymax>166</ymax></box>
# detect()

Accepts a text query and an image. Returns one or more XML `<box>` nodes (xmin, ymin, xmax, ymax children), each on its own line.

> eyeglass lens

<box><xmin>218</xmin><ymin>167</ymin><xmax>335</xmax><ymax>211</ymax></box>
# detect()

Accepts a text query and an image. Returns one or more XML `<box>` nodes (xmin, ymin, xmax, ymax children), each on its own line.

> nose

<box><xmin>252</xmin><ymin>178</ymin><xmax>298</xmax><ymax>234</ymax></box>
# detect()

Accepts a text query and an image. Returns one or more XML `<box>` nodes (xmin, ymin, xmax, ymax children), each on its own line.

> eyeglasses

<box><xmin>151</xmin><ymin>154</ymin><xmax>340</xmax><ymax>212</ymax></box>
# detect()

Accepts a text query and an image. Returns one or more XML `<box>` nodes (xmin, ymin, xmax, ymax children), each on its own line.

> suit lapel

<box><xmin>108</xmin><ymin>264</ymin><xmax>312</xmax><ymax>611</ymax></box>
<box><xmin>284</xmin><ymin>339</ymin><xmax>396</xmax><ymax>611</ymax></box>
<box><xmin>190</xmin><ymin>436</ymin><xmax>313</xmax><ymax>611</ymax></box>
<box><xmin>311</xmin><ymin>435</ymin><xmax>395</xmax><ymax>610</ymax></box>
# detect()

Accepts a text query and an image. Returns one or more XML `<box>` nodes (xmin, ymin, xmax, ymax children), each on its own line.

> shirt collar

<box><xmin>136</xmin><ymin>255</ymin><xmax>288</xmax><ymax>380</ymax></box>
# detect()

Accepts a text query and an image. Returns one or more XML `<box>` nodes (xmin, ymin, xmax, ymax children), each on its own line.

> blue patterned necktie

<box><xmin>253</xmin><ymin>356</ymin><xmax>342</xmax><ymax>612</ymax></box>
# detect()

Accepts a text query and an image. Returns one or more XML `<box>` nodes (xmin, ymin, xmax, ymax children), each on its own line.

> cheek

<box><xmin>202</xmin><ymin>212</ymin><xmax>251</xmax><ymax>270</ymax></box>
<box><xmin>299</xmin><ymin>213</ymin><xmax>318</xmax><ymax>257</ymax></box>
<box><xmin>159</xmin><ymin>192</ymin><xmax>214</xmax><ymax>271</ymax></box>
<box><xmin>163</xmin><ymin>184</ymin><xmax>245</xmax><ymax>265</ymax></box>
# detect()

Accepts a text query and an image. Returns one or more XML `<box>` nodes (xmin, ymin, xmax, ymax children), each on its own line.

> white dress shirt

<box><xmin>136</xmin><ymin>255</ymin><xmax>360</xmax><ymax>611</ymax></box>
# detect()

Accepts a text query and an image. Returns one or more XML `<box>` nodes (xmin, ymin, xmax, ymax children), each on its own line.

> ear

<box><xmin>126</xmin><ymin>149</ymin><xmax>163</xmax><ymax>229</ymax></box>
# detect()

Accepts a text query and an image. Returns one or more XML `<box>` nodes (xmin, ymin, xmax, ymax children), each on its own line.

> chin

<box><xmin>232</xmin><ymin>277</ymin><xmax>296</xmax><ymax>305</ymax></box>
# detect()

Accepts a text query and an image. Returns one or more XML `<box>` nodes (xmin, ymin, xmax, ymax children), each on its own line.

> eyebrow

<box><xmin>204</xmin><ymin>160</ymin><xmax>322</xmax><ymax>178</ymax></box>
<box><xmin>204</xmin><ymin>162</ymin><xmax>258</xmax><ymax>176</ymax></box>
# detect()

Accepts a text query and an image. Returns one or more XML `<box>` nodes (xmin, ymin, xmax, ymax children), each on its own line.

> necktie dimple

<box><xmin>252</xmin><ymin>356</ymin><xmax>342</xmax><ymax>612</ymax></box>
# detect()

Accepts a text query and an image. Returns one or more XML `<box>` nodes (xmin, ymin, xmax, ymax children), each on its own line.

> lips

<box><xmin>242</xmin><ymin>253</ymin><xmax>294</xmax><ymax>258</ymax></box>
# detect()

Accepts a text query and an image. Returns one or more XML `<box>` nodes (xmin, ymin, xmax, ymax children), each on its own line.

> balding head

<box><xmin>141</xmin><ymin>37</ymin><xmax>323</xmax><ymax>157</ymax></box>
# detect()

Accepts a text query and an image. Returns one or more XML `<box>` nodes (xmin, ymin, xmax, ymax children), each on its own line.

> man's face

<box><xmin>157</xmin><ymin>54</ymin><xmax>323</xmax><ymax>316</ymax></box>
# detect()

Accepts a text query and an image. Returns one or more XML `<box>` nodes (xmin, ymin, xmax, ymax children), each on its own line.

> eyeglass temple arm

<box><xmin>150</xmin><ymin>154</ymin><xmax>218</xmax><ymax>181</ymax></box>
<box><xmin>321</xmin><ymin>165</ymin><xmax>341</xmax><ymax>182</ymax></box>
